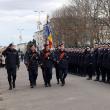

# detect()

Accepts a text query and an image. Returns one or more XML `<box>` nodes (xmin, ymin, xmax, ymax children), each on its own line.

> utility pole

<box><xmin>17</xmin><ymin>28</ymin><xmax>24</xmax><ymax>44</ymax></box>
<box><xmin>34</xmin><ymin>11</ymin><xmax>45</xmax><ymax>31</ymax></box>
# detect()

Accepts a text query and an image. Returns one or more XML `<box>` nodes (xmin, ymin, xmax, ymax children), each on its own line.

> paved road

<box><xmin>0</xmin><ymin>63</ymin><xmax>110</xmax><ymax>110</ymax></box>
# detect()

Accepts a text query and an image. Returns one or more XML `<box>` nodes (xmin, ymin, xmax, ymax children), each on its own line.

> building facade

<box><xmin>33</xmin><ymin>30</ymin><xmax>45</xmax><ymax>50</ymax></box>
<box><xmin>17</xmin><ymin>43</ymin><xmax>27</xmax><ymax>53</ymax></box>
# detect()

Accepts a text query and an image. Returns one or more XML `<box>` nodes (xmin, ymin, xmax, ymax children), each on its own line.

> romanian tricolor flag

<box><xmin>44</xmin><ymin>20</ymin><xmax>53</xmax><ymax>49</ymax></box>
<box><xmin>48</xmin><ymin>32</ymin><xmax>53</xmax><ymax>49</ymax></box>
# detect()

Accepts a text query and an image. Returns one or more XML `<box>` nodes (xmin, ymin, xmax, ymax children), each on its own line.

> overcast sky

<box><xmin>0</xmin><ymin>0</ymin><xmax>67</xmax><ymax>46</ymax></box>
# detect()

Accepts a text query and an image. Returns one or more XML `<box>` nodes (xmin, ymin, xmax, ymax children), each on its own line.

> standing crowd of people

<box><xmin>68</xmin><ymin>43</ymin><xmax>110</xmax><ymax>83</ymax></box>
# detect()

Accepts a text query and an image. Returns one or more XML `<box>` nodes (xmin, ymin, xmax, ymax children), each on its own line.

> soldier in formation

<box><xmin>68</xmin><ymin>43</ymin><xmax>110</xmax><ymax>83</ymax></box>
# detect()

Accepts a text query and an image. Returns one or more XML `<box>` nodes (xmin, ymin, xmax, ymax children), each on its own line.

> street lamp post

<box><xmin>34</xmin><ymin>11</ymin><xmax>45</xmax><ymax>31</ymax></box>
<box><xmin>17</xmin><ymin>28</ymin><xmax>24</xmax><ymax>44</ymax></box>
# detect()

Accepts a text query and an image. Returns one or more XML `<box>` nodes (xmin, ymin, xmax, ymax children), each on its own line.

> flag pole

<box><xmin>45</xmin><ymin>15</ymin><xmax>49</xmax><ymax>44</ymax></box>
<box><xmin>47</xmin><ymin>15</ymin><xmax>49</xmax><ymax>24</ymax></box>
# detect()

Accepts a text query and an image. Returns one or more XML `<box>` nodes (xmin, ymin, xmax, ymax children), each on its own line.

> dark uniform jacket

<box><xmin>40</xmin><ymin>49</ymin><xmax>53</xmax><ymax>68</ymax></box>
<box><xmin>97</xmin><ymin>49</ymin><xmax>104</xmax><ymax>67</ymax></box>
<box><xmin>53</xmin><ymin>49</ymin><xmax>59</xmax><ymax>66</ymax></box>
<box><xmin>80</xmin><ymin>52</ymin><xmax>85</xmax><ymax>67</ymax></box>
<box><xmin>94</xmin><ymin>48</ymin><xmax>98</xmax><ymax>66</ymax></box>
<box><xmin>57</xmin><ymin>50</ymin><xmax>69</xmax><ymax>69</ymax></box>
<box><xmin>102</xmin><ymin>49</ymin><xmax>108</xmax><ymax>69</ymax></box>
<box><xmin>2</xmin><ymin>48</ymin><xmax>20</xmax><ymax>69</ymax></box>
<box><xmin>85</xmin><ymin>51</ymin><xmax>95</xmax><ymax>66</ymax></box>
<box><xmin>24</xmin><ymin>50</ymin><xmax>40</xmax><ymax>70</ymax></box>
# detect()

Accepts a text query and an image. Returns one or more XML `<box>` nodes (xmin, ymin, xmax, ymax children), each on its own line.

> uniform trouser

<box><xmin>77</xmin><ymin>65</ymin><xmax>80</xmax><ymax>75</ymax></box>
<box><xmin>55</xmin><ymin>65</ymin><xmax>60</xmax><ymax>82</ymax></box>
<box><xmin>82</xmin><ymin>65</ymin><xmax>86</xmax><ymax>77</ymax></box>
<box><xmin>87</xmin><ymin>64</ymin><xmax>94</xmax><ymax>79</ymax></box>
<box><xmin>106</xmin><ymin>69</ymin><xmax>110</xmax><ymax>82</ymax></box>
<box><xmin>101</xmin><ymin>67</ymin><xmax>107</xmax><ymax>82</ymax></box>
<box><xmin>28</xmin><ymin>68</ymin><xmax>38</xmax><ymax>85</ymax></box>
<box><xmin>7</xmin><ymin>67</ymin><xmax>17</xmax><ymax>86</ymax></box>
<box><xmin>59</xmin><ymin>68</ymin><xmax>68</xmax><ymax>83</ymax></box>
<box><xmin>72</xmin><ymin>64</ymin><xmax>75</xmax><ymax>74</ymax></box>
<box><xmin>73</xmin><ymin>64</ymin><xmax>77</xmax><ymax>73</ymax></box>
<box><xmin>43</xmin><ymin>67</ymin><xmax>52</xmax><ymax>85</ymax></box>
<box><xmin>95</xmin><ymin>65</ymin><xmax>101</xmax><ymax>80</ymax></box>
<box><xmin>41</xmin><ymin>66</ymin><xmax>45</xmax><ymax>84</ymax></box>
<box><xmin>68</xmin><ymin>63</ymin><xmax>73</xmax><ymax>74</ymax></box>
<box><xmin>79</xmin><ymin>65</ymin><xmax>84</xmax><ymax>76</ymax></box>
<box><xmin>84</xmin><ymin>65</ymin><xmax>87</xmax><ymax>76</ymax></box>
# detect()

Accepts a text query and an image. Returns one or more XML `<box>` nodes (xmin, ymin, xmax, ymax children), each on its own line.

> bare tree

<box><xmin>51</xmin><ymin>0</ymin><xmax>110</xmax><ymax>47</ymax></box>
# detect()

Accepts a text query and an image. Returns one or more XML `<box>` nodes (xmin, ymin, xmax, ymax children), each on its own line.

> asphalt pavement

<box><xmin>0</xmin><ymin>63</ymin><xmax>110</xmax><ymax>110</ymax></box>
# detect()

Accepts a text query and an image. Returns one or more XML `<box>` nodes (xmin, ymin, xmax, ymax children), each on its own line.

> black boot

<box><xmin>9</xmin><ymin>86</ymin><xmax>12</xmax><ymax>90</ymax></box>
<box><xmin>48</xmin><ymin>82</ymin><xmax>51</xmax><ymax>87</ymax></box>
<box><xmin>30</xmin><ymin>82</ymin><xmax>34</xmax><ymax>88</ymax></box>
<box><xmin>61</xmin><ymin>79</ymin><xmax>65</xmax><ymax>86</ymax></box>
<box><xmin>94</xmin><ymin>78</ymin><xmax>99</xmax><ymax>81</ymax></box>
<box><xmin>9</xmin><ymin>82</ymin><xmax>12</xmax><ymax>90</ymax></box>
<box><xmin>57</xmin><ymin>79</ymin><xmax>60</xmax><ymax>84</ymax></box>
<box><xmin>61</xmin><ymin>79</ymin><xmax>64</xmax><ymax>86</ymax></box>
<box><xmin>61</xmin><ymin>82</ymin><xmax>64</xmax><ymax>86</ymax></box>
<box><xmin>13</xmin><ymin>81</ymin><xmax>16</xmax><ymax>88</ymax></box>
<box><xmin>30</xmin><ymin>85</ymin><xmax>34</xmax><ymax>88</ymax></box>
<box><xmin>45</xmin><ymin>82</ymin><xmax>48</xmax><ymax>87</ymax></box>
<box><xmin>33</xmin><ymin>81</ymin><xmax>36</xmax><ymax>86</ymax></box>
<box><xmin>87</xmin><ymin>77</ymin><xmax>92</xmax><ymax>80</ymax></box>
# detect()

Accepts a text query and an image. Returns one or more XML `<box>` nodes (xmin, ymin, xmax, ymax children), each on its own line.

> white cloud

<box><xmin>0</xmin><ymin>0</ymin><xmax>67</xmax><ymax>11</ymax></box>
<box><xmin>0</xmin><ymin>0</ymin><xmax>67</xmax><ymax>46</ymax></box>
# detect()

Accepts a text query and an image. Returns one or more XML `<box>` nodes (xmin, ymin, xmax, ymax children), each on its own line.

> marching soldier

<box><xmin>57</xmin><ymin>43</ymin><xmax>69</xmax><ymax>86</ymax></box>
<box><xmin>24</xmin><ymin>44</ymin><xmax>40</xmax><ymax>88</ymax></box>
<box><xmin>2</xmin><ymin>43</ymin><xmax>20</xmax><ymax>90</ymax></box>
<box><xmin>40</xmin><ymin>44</ymin><xmax>53</xmax><ymax>87</ymax></box>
